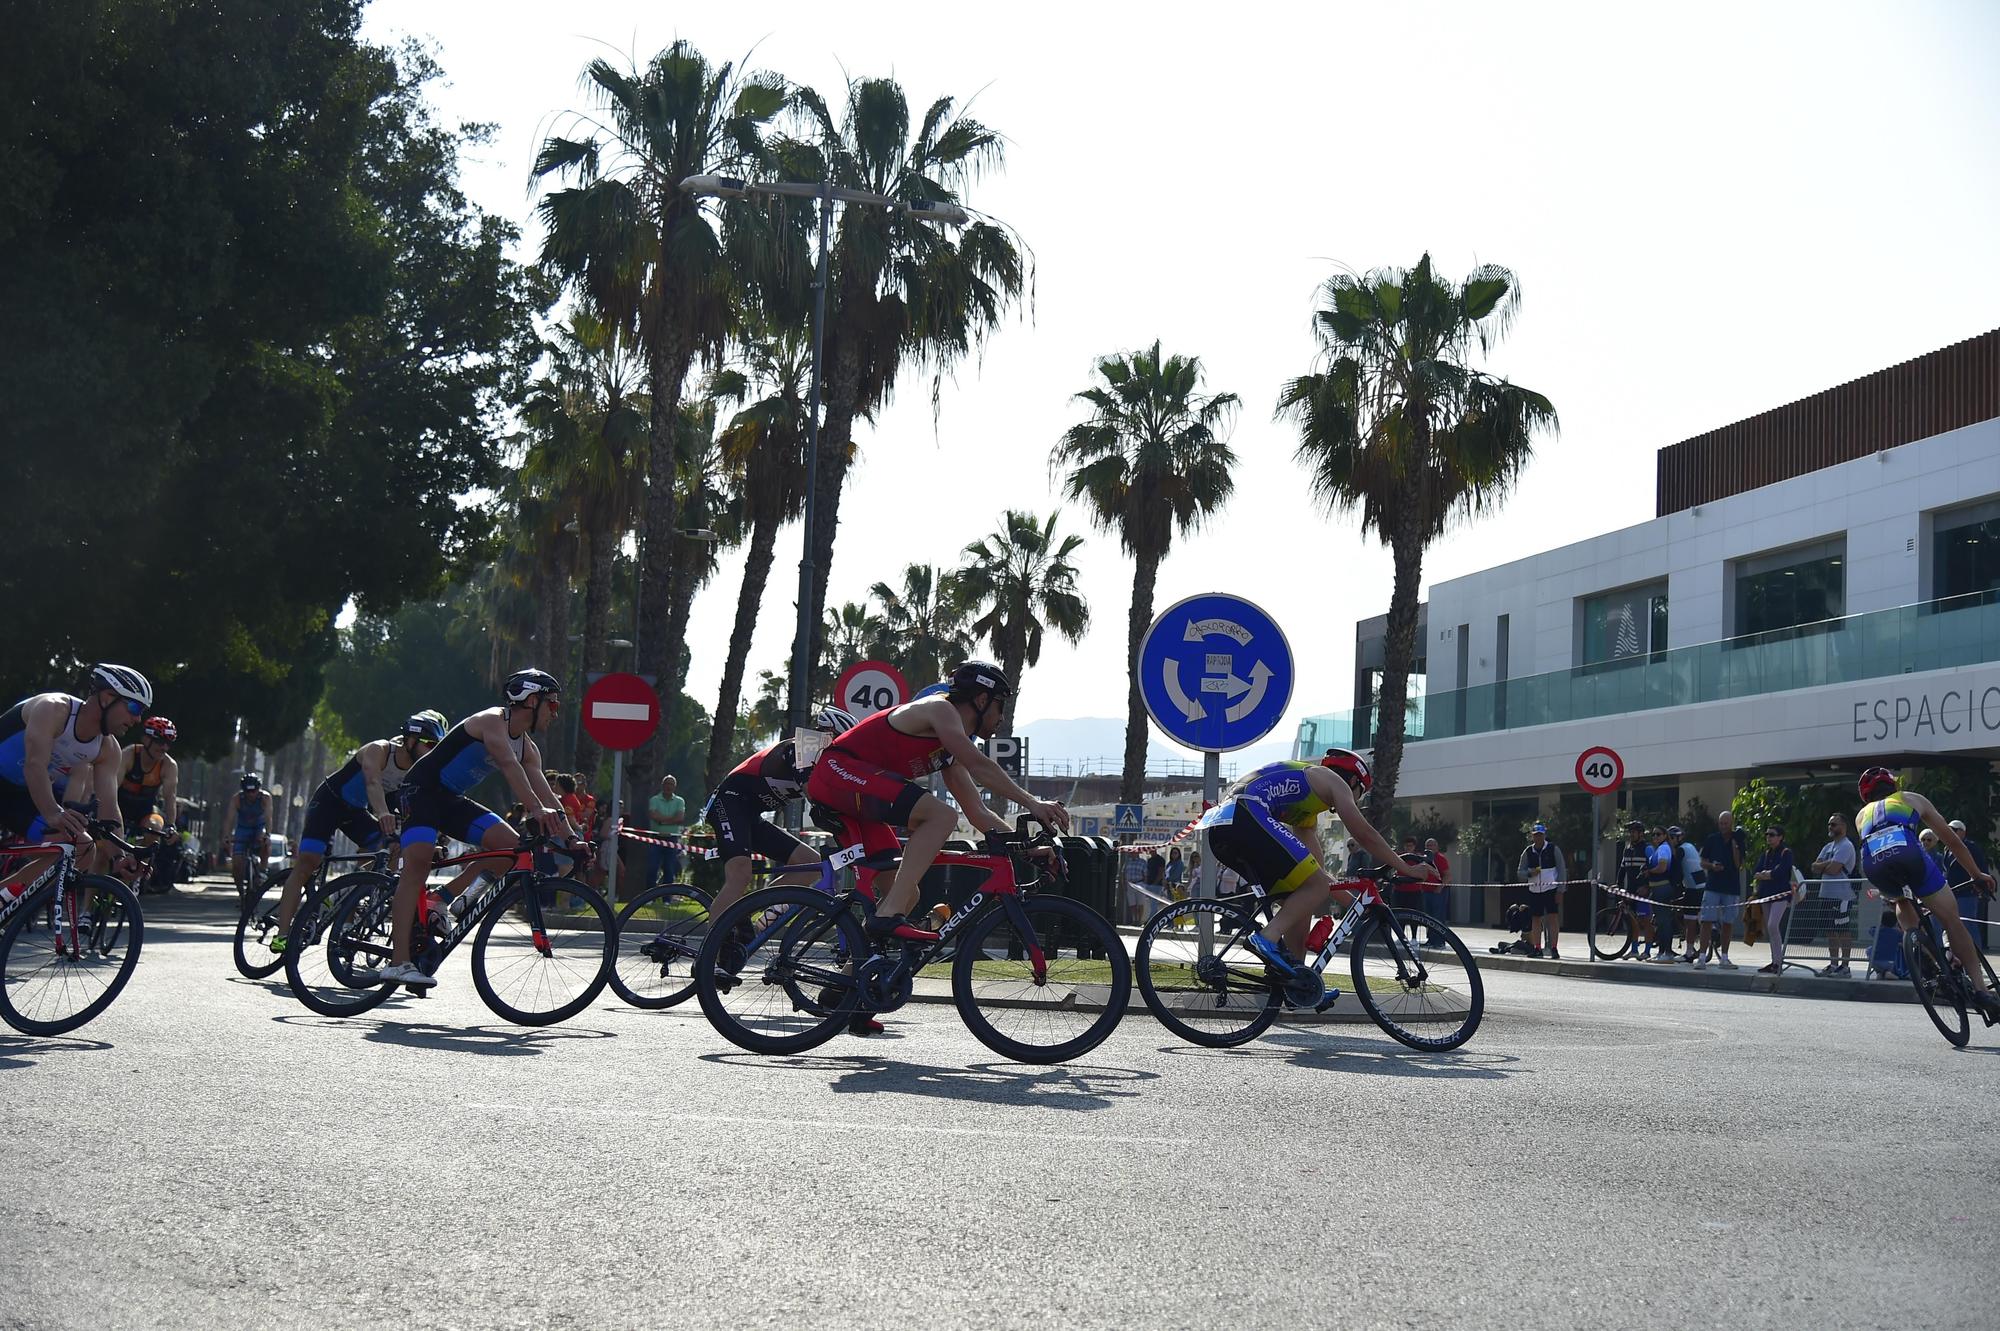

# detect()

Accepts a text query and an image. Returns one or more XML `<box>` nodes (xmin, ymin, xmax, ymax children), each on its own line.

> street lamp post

<box><xmin>679</xmin><ymin>174</ymin><xmax>968</xmax><ymax>746</ymax></box>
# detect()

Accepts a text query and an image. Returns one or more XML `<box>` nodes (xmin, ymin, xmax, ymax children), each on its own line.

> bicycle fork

<box><xmin>999</xmin><ymin>894</ymin><xmax>1049</xmax><ymax>984</ymax></box>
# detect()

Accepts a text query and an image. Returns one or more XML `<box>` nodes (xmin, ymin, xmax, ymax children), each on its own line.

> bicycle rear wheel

<box><xmin>953</xmin><ymin>894</ymin><xmax>1130</xmax><ymax>1064</ymax></box>
<box><xmin>470</xmin><ymin>876</ymin><xmax>614</xmax><ymax>1026</ymax></box>
<box><xmin>1904</xmin><ymin>927</ymin><xmax>1968</xmax><ymax>1047</ymax></box>
<box><xmin>0</xmin><ymin>876</ymin><xmax>145</xmax><ymax>1036</ymax></box>
<box><xmin>286</xmin><ymin>872</ymin><xmax>398</xmax><ymax>1018</ymax></box>
<box><xmin>1135</xmin><ymin>896</ymin><xmax>1281</xmax><ymax>1047</ymax></box>
<box><xmin>609</xmin><ymin>883</ymin><xmax>712</xmax><ymax>1010</ymax></box>
<box><xmin>1589</xmin><ymin>903</ymin><xmax>1634</xmax><ymax>961</ymax></box>
<box><xmin>694</xmin><ymin>886</ymin><xmax>862</xmax><ymax>1055</ymax></box>
<box><xmin>234</xmin><ymin>867</ymin><xmax>291</xmax><ymax>979</ymax></box>
<box><xmin>1349</xmin><ymin>908</ymin><xmax>1484</xmax><ymax>1052</ymax></box>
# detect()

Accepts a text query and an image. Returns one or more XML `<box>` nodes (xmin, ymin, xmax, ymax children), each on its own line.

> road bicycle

<box><xmin>692</xmin><ymin>815</ymin><xmax>1128</xmax><ymax>1064</ymax></box>
<box><xmin>235</xmin><ymin>847</ymin><xmax>391</xmax><ymax>979</ymax></box>
<box><xmin>285</xmin><ymin>834</ymin><xmax>614</xmax><ymax>1026</ymax></box>
<box><xmin>1900</xmin><ymin>895</ymin><xmax>1999</xmax><ymax>1048</ymax></box>
<box><xmin>1134</xmin><ymin>865</ymin><xmax>1484</xmax><ymax>1051</ymax></box>
<box><xmin>1590</xmin><ymin>886</ymin><xmax>1642</xmax><ymax>960</ymax></box>
<box><xmin>0</xmin><ymin>821</ymin><xmax>146</xmax><ymax>1035</ymax></box>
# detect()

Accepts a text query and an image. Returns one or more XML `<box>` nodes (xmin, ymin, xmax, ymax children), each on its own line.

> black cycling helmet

<box><xmin>404</xmin><ymin>709</ymin><xmax>448</xmax><ymax>743</ymax></box>
<box><xmin>241</xmin><ymin>771</ymin><xmax>262</xmax><ymax>790</ymax></box>
<box><xmin>504</xmin><ymin>668</ymin><xmax>562</xmax><ymax>704</ymax></box>
<box><xmin>946</xmin><ymin>661</ymin><xmax>1012</xmax><ymax>700</ymax></box>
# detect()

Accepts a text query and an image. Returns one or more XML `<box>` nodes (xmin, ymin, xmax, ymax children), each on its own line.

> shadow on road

<box><xmin>699</xmin><ymin>1050</ymin><xmax>1158</xmax><ymax>1111</ymax></box>
<box><xmin>269</xmin><ymin>1011</ymin><xmax>617</xmax><ymax>1057</ymax></box>
<box><xmin>0</xmin><ymin>1034</ymin><xmax>114</xmax><ymax>1070</ymax></box>
<box><xmin>1156</xmin><ymin>1030</ymin><xmax>1517</xmax><ymax>1080</ymax></box>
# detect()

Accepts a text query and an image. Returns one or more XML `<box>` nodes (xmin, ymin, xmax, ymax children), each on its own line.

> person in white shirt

<box><xmin>1811</xmin><ymin>814</ymin><xmax>1859</xmax><ymax>976</ymax></box>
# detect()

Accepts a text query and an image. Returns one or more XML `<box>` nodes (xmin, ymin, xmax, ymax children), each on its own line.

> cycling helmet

<box><xmin>89</xmin><ymin>663</ymin><xmax>153</xmax><ymax>711</ymax></box>
<box><xmin>504</xmin><ymin>668</ymin><xmax>562</xmax><ymax>704</ymax></box>
<box><xmin>946</xmin><ymin>661</ymin><xmax>1013</xmax><ymax>699</ymax></box>
<box><xmin>1318</xmin><ymin>747</ymin><xmax>1373</xmax><ymax>796</ymax></box>
<box><xmin>1858</xmin><ymin>766</ymin><xmax>1898</xmax><ymax>802</ymax></box>
<box><xmin>142</xmin><ymin>716</ymin><xmax>178</xmax><ymax>743</ymax></box>
<box><xmin>241</xmin><ymin>772</ymin><xmax>262</xmax><ymax>790</ymax></box>
<box><xmin>814</xmin><ymin>705</ymin><xmax>858</xmax><ymax>734</ymax></box>
<box><xmin>403</xmin><ymin>709</ymin><xmax>448</xmax><ymax>743</ymax></box>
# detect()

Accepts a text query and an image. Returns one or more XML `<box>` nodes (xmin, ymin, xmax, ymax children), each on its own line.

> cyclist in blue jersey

<box><xmin>1198</xmin><ymin>749</ymin><xmax>1434</xmax><ymax>978</ymax></box>
<box><xmin>0</xmin><ymin>665</ymin><xmax>151</xmax><ymax>897</ymax></box>
<box><xmin>371</xmin><ymin>669</ymin><xmax>578</xmax><ymax>988</ymax></box>
<box><xmin>218</xmin><ymin>772</ymin><xmax>274</xmax><ymax>900</ymax></box>
<box><xmin>1855</xmin><ymin>766</ymin><xmax>1997</xmax><ymax>1017</ymax></box>
<box><xmin>268</xmin><ymin>709</ymin><xmax>447</xmax><ymax>949</ymax></box>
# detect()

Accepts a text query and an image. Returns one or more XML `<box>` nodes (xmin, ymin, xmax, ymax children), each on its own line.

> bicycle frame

<box><xmin>349</xmin><ymin>839</ymin><xmax>581</xmax><ymax>974</ymax></box>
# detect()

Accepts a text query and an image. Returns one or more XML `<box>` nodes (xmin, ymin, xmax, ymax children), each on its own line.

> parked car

<box><xmin>265</xmin><ymin>834</ymin><xmax>291</xmax><ymax>877</ymax></box>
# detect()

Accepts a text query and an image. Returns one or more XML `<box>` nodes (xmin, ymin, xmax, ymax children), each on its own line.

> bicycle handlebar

<box><xmin>86</xmin><ymin>819</ymin><xmax>144</xmax><ymax>855</ymax></box>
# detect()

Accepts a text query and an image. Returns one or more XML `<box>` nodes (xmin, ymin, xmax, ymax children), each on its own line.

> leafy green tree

<box><xmin>1279</xmin><ymin>254</ymin><xmax>1556</xmax><ymax>831</ymax></box>
<box><xmin>776</xmin><ymin>77</ymin><xmax>1027</xmax><ymax>693</ymax></box>
<box><xmin>534</xmin><ymin>41</ymin><xmax>789</xmax><ymax>786</ymax></box>
<box><xmin>0</xmin><ymin>6</ymin><xmax>540</xmax><ymax>758</ymax></box>
<box><xmin>1053</xmin><ymin>341</ymin><xmax>1239</xmax><ymax>804</ymax></box>
<box><xmin>869</xmin><ymin>566</ymin><xmax>973</xmax><ymax>692</ymax></box>
<box><xmin>953</xmin><ymin>510</ymin><xmax>1090</xmax><ymax>734</ymax></box>
<box><xmin>320</xmin><ymin>599</ymin><xmax>498</xmax><ymax>753</ymax></box>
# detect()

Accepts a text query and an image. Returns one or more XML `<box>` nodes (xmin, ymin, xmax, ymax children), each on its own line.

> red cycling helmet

<box><xmin>1858</xmin><ymin>766</ymin><xmax>1898</xmax><ymax>802</ymax></box>
<box><xmin>1320</xmin><ymin>747</ymin><xmax>1373</xmax><ymax>796</ymax></box>
<box><xmin>143</xmin><ymin>716</ymin><xmax>178</xmax><ymax>743</ymax></box>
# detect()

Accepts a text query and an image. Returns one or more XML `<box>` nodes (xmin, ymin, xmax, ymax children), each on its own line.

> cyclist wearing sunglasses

<box><xmin>0</xmin><ymin>663</ymin><xmax>150</xmax><ymax>848</ymax></box>
<box><xmin>268</xmin><ymin>709</ymin><xmax>449</xmax><ymax>946</ymax></box>
<box><xmin>372</xmin><ymin>669</ymin><xmax>577</xmax><ymax>988</ymax></box>
<box><xmin>116</xmin><ymin>715</ymin><xmax>181</xmax><ymax>837</ymax></box>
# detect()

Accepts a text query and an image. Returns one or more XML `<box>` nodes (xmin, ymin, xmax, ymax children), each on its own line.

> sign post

<box><xmin>1137</xmin><ymin>594</ymin><xmax>1295</xmax><ymax>950</ymax></box>
<box><xmin>833</xmin><ymin>659</ymin><xmax>911</xmax><ymax>719</ymax></box>
<box><xmin>583</xmin><ymin>672</ymin><xmax>662</xmax><ymax>909</ymax></box>
<box><xmin>1576</xmin><ymin>745</ymin><xmax>1626</xmax><ymax>953</ymax></box>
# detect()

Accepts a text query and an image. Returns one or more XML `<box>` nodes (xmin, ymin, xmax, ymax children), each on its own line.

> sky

<box><xmin>362</xmin><ymin>0</ymin><xmax>2000</xmax><ymax>765</ymax></box>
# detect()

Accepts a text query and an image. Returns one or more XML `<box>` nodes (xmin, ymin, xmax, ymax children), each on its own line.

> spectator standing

<box><xmin>1669</xmin><ymin>825</ymin><xmax>1707</xmax><ymax>960</ymax></box>
<box><xmin>1943</xmin><ymin>819</ymin><xmax>1991</xmax><ymax>950</ymax></box>
<box><xmin>646</xmin><ymin>775</ymin><xmax>687</xmax><ymax>887</ymax></box>
<box><xmin>1144</xmin><ymin>846</ymin><xmax>1167</xmax><ymax>909</ymax></box>
<box><xmin>1164</xmin><ymin>846</ymin><xmax>1186</xmax><ymax>899</ymax></box>
<box><xmin>1752</xmin><ymin>824</ymin><xmax>1799</xmax><ymax>973</ymax></box>
<box><xmin>1518</xmin><ymin>821</ymin><xmax>1567</xmax><ymax>959</ymax></box>
<box><xmin>1695</xmin><ymin>811</ymin><xmax>1747</xmax><ymax>968</ymax></box>
<box><xmin>1425</xmin><ymin>837</ymin><xmax>1451</xmax><ymax>947</ymax></box>
<box><xmin>1812</xmin><ymin>814</ymin><xmax>1859</xmax><ymax>976</ymax></box>
<box><xmin>1394</xmin><ymin>836</ymin><xmax>1430</xmax><ymax>915</ymax></box>
<box><xmin>1345</xmin><ymin>839</ymin><xmax>1373</xmax><ymax>875</ymax></box>
<box><xmin>1187</xmin><ymin>848</ymin><xmax>1204</xmax><ymax>892</ymax></box>
<box><xmin>1615</xmin><ymin>820</ymin><xmax>1656</xmax><ymax>959</ymax></box>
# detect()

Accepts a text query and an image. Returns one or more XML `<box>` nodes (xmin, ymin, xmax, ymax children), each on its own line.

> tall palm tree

<box><xmin>868</xmin><ymin>564</ymin><xmax>971</xmax><ymax>691</ymax></box>
<box><xmin>1053</xmin><ymin>341</ymin><xmax>1238</xmax><ymax>805</ymax></box>
<box><xmin>534</xmin><ymin>41</ymin><xmax>790</xmax><ymax>784</ymax></box>
<box><xmin>661</xmin><ymin>393</ymin><xmax>745</xmax><ymax>697</ymax></box>
<box><xmin>704</xmin><ymin>325</ymin><xmax>813</xmax><ymax>786</ymax></box>
<box><xmin>1277</xmin><ymin>253</ymin><xmax>1556</xmax><ymax>828</ymax></box>
<box><xmin>953</xmin><ymin>510</ymin><xmax>1089</xmax><ymax>735</ymax></box>
<box><xmin>775</xmin><ymin>78</ymin><xmax>1027</xmax><ymax>696</ymax></box>
<box><xmin>819</xmin><ymin>601</ymin><xmax>886</xmax><ymax>684</ymax></box>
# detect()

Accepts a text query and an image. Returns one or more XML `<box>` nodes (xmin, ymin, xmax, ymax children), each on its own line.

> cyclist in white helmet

<box><xmin>702</xmin><ymin>704</ymin><xmax>859</xmax><ymax>924</ymax></box>
<box><xmin>0</xmin><ymin>664</ymin><xmax>150</xmax><ymax>894</ymax></box>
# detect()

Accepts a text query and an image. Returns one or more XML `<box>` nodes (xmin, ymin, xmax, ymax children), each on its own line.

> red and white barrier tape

<box><xmin>1114</xmin><ymin>816</ymin><xmax>1205</xmax><ymax>853</ymax></box>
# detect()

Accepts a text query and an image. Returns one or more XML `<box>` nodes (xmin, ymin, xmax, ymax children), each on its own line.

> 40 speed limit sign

<box><xmin>1575</xmin><ymin>746</ymin><xmax>1625</xmax><ymax>795</ymax></box>
<box><xmin>834</xmin><ymin>659</ymin><xmax>910</xmax><ymax>718</ymax></box>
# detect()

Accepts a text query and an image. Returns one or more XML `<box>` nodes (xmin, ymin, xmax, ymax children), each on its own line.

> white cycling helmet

<box><xmin>90</xmin><ymin>663</ymin><xmax>154</xmax><ymax>711</ymax></box>
<box><xmin>815</xmin><ymin>705</ymin><xmax>858</xmax><ymax>734</ymax></box>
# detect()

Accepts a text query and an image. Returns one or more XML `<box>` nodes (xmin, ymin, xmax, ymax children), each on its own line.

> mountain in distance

<box><xmin>1012</xmin><ymin>715</ymin><xmax>1296</xmax><ymax>781</ymax></box>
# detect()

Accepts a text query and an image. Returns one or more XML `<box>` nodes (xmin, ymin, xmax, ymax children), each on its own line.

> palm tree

<box><xmin>1053</xmin><ymin>342</ymin><xmax>1238</xmax><ymax>804</ymax></box>
<box><xmin>661</xmin><ymin>393</ymin><xmax>745</xmax><ymax>698</ymax></box>
<box><xmin>868</xmin><ymin>564</ymin><xmax>971</xmax><ymax>691</ymax></box>
<box><xmin>1277</xmin><ymin>253</ymin><xmax>1556</xmax><ymax>828</ymax></box>
<box><xmin>953</xmin><ymin>510</ymin><xmax>1089</xmax><ymax>735</ymax></box>
<box><xmin>704</xmin><ymin>326</ymin><xmax>814</xmax><ymax>785</ymax></box>
<box><xmin>775</xmin><ymin>78</ymin><xmax>1027</xmax><ymax>695</ymax></box>
<box><xmin>534</xmin><ymin>41</ymin><xmax>791</xmax><ymax>784</ymax></box>
<box><xmin>819</xmin><ymin>601</ymin><xmax>886</xmax><ymax>684</ymax></box>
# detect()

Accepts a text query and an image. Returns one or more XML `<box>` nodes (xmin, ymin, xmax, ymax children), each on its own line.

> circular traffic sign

<box><xmin>1137</xmin><ymin>593</ymin><xmax>1294</xmax><ymax>753</ymax></box>
<box><xmin>581</xmin><ymin>672</ymin><xmax>660</xmax><ymax>751</ymax></box>
<box><xmin>1575</xmin><ymin>745</ymin><xmax>1625</xmax><ymax>795</ymax></box>
<box><xmin>833</xmin><ymin>659</ymin><xmax>910</xmax><ymax>718</ymax></box>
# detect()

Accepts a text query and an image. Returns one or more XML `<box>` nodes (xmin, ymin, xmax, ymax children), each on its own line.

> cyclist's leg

<box><xmin>1919</xmin><ymin>886</ymin><xmax>1995</xmax><ymax>997</ymax></box>
<box><xmin>708</xmin><ymin>856</ymin><xmax>759</xmax><ymax>921</ymax></box>
<box><xmin>873</xmin><ymin>792</ymin><xmax>954</xmax><ymax>920</ymax></box>
<box><xmin>274</xmin><ymin>849</ymin><xmax>324</xmax><ymax>930</ymax></box>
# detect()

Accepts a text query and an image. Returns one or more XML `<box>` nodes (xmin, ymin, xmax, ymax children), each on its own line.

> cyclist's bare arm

<box><xmin>354</xmin><ymin>738</ymin><xmax>397</xmax><ymax>834</ymax></box>
<box><xmin>91</xmin><ymin>742</ymin><xmax>124</xmax><ymax>831</ymax></box>
<box><xmin>923</xmin><ymin>701</ymin><xmax>1067</xmax><ymax>830</ymax></box>
<box><xmin>1317</xmin><ymin>769</ymin><xmax>1431</xmax><ymax>879</ymax></box>
<box><xmin>940</xmin><ymin>762</ymin><xmax>1008</xmax><ymax>835</ymax></box>
<box><xmin>159</xmin><ymin>753</ymin><xmax>179</xmax><ymax>828</ymax></box>
<box><xmin>20</xmin><ymin>697</ymin><xmax>88</xmax><ymax>840</ymax></box>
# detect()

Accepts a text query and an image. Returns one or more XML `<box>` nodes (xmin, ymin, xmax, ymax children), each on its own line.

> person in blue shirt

<box><xmin>1751</xmin><ymin>825</ymin><xmax>1799</xmax><ymax>974</ymax></box>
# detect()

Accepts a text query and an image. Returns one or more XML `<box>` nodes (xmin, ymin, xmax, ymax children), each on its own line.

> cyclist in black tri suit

<box><xmin>704</xmin><ymin>704</ymin><xmax>858</xmax><ymax>922</ymax></box>
<box><xmin>371</xmin><ymin>669</ymin><xmax>577</xmax><ymax>989</ymax></box>
<box><xmin>218</xmin><ymin>772</ymin><xmax>274</xmax><ymax>899</ymax></box>
<box><xmin>116</xmin><ymin>715</ymin><xmax>182</xmax><ymax>890</ymax></box>
<box><xmin>1854</xmin><ymin>766</ymin><xmax>1998</xmax><ymax>1018</ymax></box>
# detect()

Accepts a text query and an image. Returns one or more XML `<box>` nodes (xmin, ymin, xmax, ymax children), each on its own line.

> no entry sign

<box><xmin>582</xmin><ymin>672</ymin><xmax>660</xmax><ymax>751</ymax></box>
<box><xmin>834</xmin><ymin>659</ymin><xmax>910</xmax><ymax>717</ymax></box>
<box><xmin>1575</xmin><ymin>745</ymin><xmax>1625</xmax><ymax>795</ymax></box>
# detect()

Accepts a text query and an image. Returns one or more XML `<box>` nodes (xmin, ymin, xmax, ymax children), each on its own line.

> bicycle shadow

<box><xmin>224</xmin><ymin>975</ymin><xmax>294</xmax><ymax>998</ymax></box>
<box><xmin>0</xmin><ymin>1034</ymin><xmax>114</xmax><ymax>1070</ymax></box>
<box><xmin>700</xmin><ymin>1050</ymin><xmax>1157</xmax><ymax>1112</ymax></box>
<box><xmin>1157</xmin><ymin>1029</ymin><xmax>1517</xmax><ymax>1080</ymax></box>
<box><xmin>270</xmin><ymin>1012</ymin><xmax>616</xmax><ymax>1057</ymax></box>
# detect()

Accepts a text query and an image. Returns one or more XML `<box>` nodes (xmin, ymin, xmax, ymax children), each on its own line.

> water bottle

<box><xmin>423</xmin><ymin>889</ymin><xmax>451</xmax><ymax>935</ymax></box>
<box><xmin>1306</xmin><ymin>916</ymin><xmax>1335</xmax><ymax>955</ymax></box>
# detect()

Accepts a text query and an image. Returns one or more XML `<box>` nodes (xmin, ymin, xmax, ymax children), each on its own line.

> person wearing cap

<box><xmin>1517</xmin><ymin>821</ymin><xmax>1567</xmax><ymax>959</ymax></box>
<box><xmin>1941</xmin><ymin>818</ymin><xmax>1992</xmax><ymax>950</ymax></box>
<box><xmin>1664</xmin><ymin>825</ymin><xmax>1709</xmax><ymax>961</ymax></box>
<box><xmin>1811</xmin><ymin>813</ymin><xmax>1860</xmax><ymax>976</ymax></box>
<box><xmin>1615</xmin><ymin>820</ymin><xmax>1657</xmax><ymax>959</ymax></box>
<box><xmin>1751</xmin><ymin>824</ymin><xmax>1800</xmax><ymax>973</ymax></box>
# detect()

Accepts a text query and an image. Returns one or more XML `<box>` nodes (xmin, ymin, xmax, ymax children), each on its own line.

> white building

<box><xmin>1296</xmin><ymin>329</ymin><xmax>2000</xmax><ymax>891</ymax></box>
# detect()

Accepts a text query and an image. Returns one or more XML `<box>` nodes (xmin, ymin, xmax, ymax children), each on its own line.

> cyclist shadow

<box><xmin>224</xmin><ymin>976</ymin><xmax>293</xmax><ymax>998</ymax></box>
<box><xmin>0</xmin><ymin>1034</ymin><xmax>114</xmax><ymax>1070</ymax></box>
<box><xmin>1159</xmin><ymin>1030</ymin><xmax>1516</xmax><ymax>1080</ymax></box>
<box><xmin>771</xmin><ymin>1053</ymin><xmax>1157</xmax><ymax>1112</ymax></box>
<box><xmin>269</xmin><ymin>1012</ymin><xmax>616</xmax><ymax>1057</ymax></box>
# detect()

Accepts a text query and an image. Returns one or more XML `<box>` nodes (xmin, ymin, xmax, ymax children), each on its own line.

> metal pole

<box><xmin>786</xmin><ymin>183</ymin><xmax>833</xmax><ymax>833</ymax></box>
<box><xmin>607</xmin><ymin>748</ymin><xmax>624</xmax><ymax>910</ymax></box>
<box><xmin>1198</xmin><ymin>751</ymin><xmax>1220</xmax><ymax>955</ymax></box>
<box><xmin>1589</xmin><ymin>795</ymin><xmax>1601</xmax><ymax>954</ymax></box>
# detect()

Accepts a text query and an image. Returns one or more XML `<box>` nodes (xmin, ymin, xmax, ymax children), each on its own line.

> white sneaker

<box><xmin>1693</xmin><ymin>953</ymin><xmax>1711</xmax><ymax>969</ymax></box>
<box><xmin>375</xmin><ymin>962</ymin><xmax>436</xmax><ymax>988</ymax></box>
<box><xmin>1716</xmin><ymin>954</ymin><xmax>1738</xmax><ymax>970</ymax></box>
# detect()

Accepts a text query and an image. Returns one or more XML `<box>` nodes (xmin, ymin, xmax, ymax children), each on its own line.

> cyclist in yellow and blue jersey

<box><xmin>1197</xmin><ymin>749</ymin><xmax>1434</xmax><ymax>977</ymax></box>
<box><xmin>1855</xmin><ymin>766</ymin><xmax>1998</xmax><ymax>1018</ymax></box>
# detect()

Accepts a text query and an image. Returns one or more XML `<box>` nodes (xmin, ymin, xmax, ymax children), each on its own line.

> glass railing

<box><xmin>1294</xmin><ymin>588</ymin><xmax>2000</xmax><ymax>754</ymax></box>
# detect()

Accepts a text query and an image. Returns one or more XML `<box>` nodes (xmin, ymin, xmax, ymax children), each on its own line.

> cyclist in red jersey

<box><xmin>804</xmin><ymin>661</ymin><xmax>1067</xmax><ymax>941</ymax></box>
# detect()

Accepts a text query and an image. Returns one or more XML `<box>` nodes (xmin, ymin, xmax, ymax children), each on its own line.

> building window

<box><xmin>1933</xmin><ymin>499</ymin><xmax>2000</xmax><ymax>603</ymax></box>
<box><xmin>1579</xmin><ymin>581</ymin><xmax>1668</xmax><ymax>666</ymax></box>
<box><xmin>1733</xmin><ymin>538</ymin><xmax>1845</xmax><ymax>638</ymax></box>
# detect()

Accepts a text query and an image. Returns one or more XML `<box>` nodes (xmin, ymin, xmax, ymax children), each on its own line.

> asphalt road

<box><xmin>2</xmin><ymin>906</ymin><xmax>1995</xmax><ymax>1331</ymax></box>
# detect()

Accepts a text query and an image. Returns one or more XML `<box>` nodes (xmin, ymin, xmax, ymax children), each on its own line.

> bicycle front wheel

<box><xmin>694</xmin><ymin>886</ymin><xmax>862</xmax><ymax>1055</ymax></box>
<box><xmin>234</xmin><ymin>867</ymin><xmax>291</xmax><ymax>979</ymax></box>
<box><xmin>470</xmin><ymin>877</ymin><xmax>614</xmax><ymax>1026</ymax></box>
<box><xmin>0</xmin><ymin>876</ymin><xmax>145</xmax><ymax>1036</ymax></box>
<box><xmin>1904</xmin><ymin>928</ymin><xmax>1969</xmax><ymax>1047</ymax></box>
<box><xmin>1135</xmin><ymin>896</ymin><xmax>1281</xmax><ymax>1047</ymax></box>
<box><xmin>1349</xmin><ymin>908</ymin><xmax>1484</xmax><ymax>1052</ymax></box>
<box><xmin>286</xmin><ymin>872</ymin><xmax>398</xmax><ymax>1018</ymax></box>
<box><xmin>610</xmin><ymin>883</ymin><xmax>713</xmax><ymax>1010</ymax></box>
<box><xmin>953</xmin><ymin>895</ymin><xmax>1130</xmax><ymax>1064</ymax></box>
<box><xmin>1590</xmin><ymin>903</ymin><xmax>1635</xmax><ymax>961</ymax></box>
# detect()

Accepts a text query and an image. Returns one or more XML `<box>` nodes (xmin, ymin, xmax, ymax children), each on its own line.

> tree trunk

<box><xmin>546</xmin><ymin>531</ymin><xmax>575</xmax><ymax>768</ymax></box>
<box><xmin>805</xmin><ymin>350</ymin><xmax>866</xmax><ymax>706</ymax></box>
<box><xmin>1370</xmin><ymin>519</ymin><xmax>1426</xmax><ymax>836</ymax></box>
<box><xmin>574</xmin><ymin>529</ymin><xmax>615</xmax><ymax>785</ymax></box>
<box><xmin>632</xmin><ymin>333</ymin><xmax>694</xmax><ymax>793</ymax></box>
<box><xmin>706</xmin><ymin>513</ymin><xmax>779</xmax><ymax>789</ymax></box>
<box><xmin>1120</xmin><ymin>550</ymin><xmax>1161</xmax><ymax>805</ymax></box>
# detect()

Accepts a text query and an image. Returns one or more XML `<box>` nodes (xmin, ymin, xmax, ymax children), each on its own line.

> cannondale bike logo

<box><xmin>2</xmin><ymin>859</ymin><xmax>61</xmax><ymax>919</ymax></box>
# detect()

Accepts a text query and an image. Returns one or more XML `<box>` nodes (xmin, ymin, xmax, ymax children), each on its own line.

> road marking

<box><xmin>466</xmin><ymin>1103</ymin><xmax>1187</xmax><ymax>1147</ymax></box>
<box><xmin>590</xmin><ymin>701</ymin><xmax>652</xmax><ymax>721</ymax></box>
